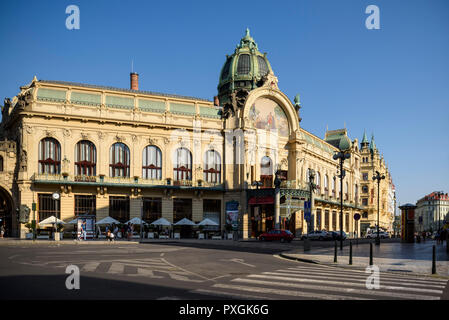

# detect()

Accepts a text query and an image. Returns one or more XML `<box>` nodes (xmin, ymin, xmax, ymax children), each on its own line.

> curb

<box><xmin>279</xmin><ymin>252</ymin><xmax>319</xmax><ymax>264</ymax></box>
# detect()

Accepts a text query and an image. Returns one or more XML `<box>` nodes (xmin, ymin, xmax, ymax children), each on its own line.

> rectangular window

<box><xmin>203</xmin><ymin>199</ymin><xmax>221</xmax><ymax>231</ymax></box>
<box><xmin>142</xmin><ymin>197</ymin><xmax>162</xmax><ymax>222</ymax></box>
<box><xmin>316</xmin><ymin>209</ymin><xmax>322</xmax><ymax>230</ymax></box>
<box><xmin>75</xmin><ymin>195</ymin><xmax>96</xmax><ymax>216</ymax></box>
<box><xmin>332</xmin><ymin>211</ymin><xmax>337</xmax><ymax>230</ymax></box>
<box><xmin>345</xmin><ymin>213</ymin><xmax>349</xmax><ymax>232</ymax></box>
<box><xmin>173</xmin><ymin>198</ymin><xmax>192</xmax><ymax>223</ymax></box>
<box><xmin>363</xmin><ymin>173</ymin><xmax>368</xmax><ymax>181</ymax></box>
<box><xmin>362</xmin><ymin>198</ymin><xmax>368</xmax><ymax>206</ymax></box>
<box><xmin>38</xmin><ymin>194</ymin><xmax>60</xmax><ymax>222</ymax></box>
<box><xmin>324</xmin><ymin>210</ymin><xmax>330</xmax><ymax>230</ymax></box>
<box><xmin>109</xmin><ymin>196</ymin><xmax>130</xmax><ymax>223</ymax></box>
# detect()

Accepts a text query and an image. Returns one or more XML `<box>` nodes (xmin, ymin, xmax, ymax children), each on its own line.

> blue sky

<box><xmin>0</xmin><ymin>0</ymin><xmax>448</xmax><ymax>206</ymax></box>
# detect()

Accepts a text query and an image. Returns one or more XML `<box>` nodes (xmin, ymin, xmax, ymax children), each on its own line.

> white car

<box><xmin>366</xmin><ymin>231</ymin><xmax>390</xmax><ymax>239</ymax></box>
<box><xmin>301</xmin><ymin>230</ymin><xmax>329</xmax><ymax>241</ymax></box>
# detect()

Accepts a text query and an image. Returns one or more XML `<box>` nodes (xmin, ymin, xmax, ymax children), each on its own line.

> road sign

<box><xmin>304</xmin><ymin>201</ymin><xmax>311</xmax><ymax>221</ymax></box>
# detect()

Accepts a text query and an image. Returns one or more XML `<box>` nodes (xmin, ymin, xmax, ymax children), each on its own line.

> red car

<box><xmin>258</xmin><ymin>229</ymin><xmax>294</xmax><ymax>243</ymax></box>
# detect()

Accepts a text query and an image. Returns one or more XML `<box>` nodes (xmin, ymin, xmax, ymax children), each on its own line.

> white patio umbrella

<box><xmin>66</xmin><ymin>218</ymin><xmax>79</xmax><ymax>225</ymax></box>
<box><xmin>150</xmin><ymin>217</ymin><xmax>172</xmax><ymax>226</ymax></box>
<box><xmin>197</xmin><ymin>218</ymin><xmax>219</xmax><ymax>226</ymax></box>
<box><xmin>38</xmin><ymin>216</ymin><xmax>66</xmax><ymax>226</ymax></box>
<box><xmin>125</xmin><ymin>217</ymin><xmax>148</xmax><ymax>225</ymax></box>
<box><xmin>95</xmin><ymin>216</ymin><xmax>120</xmax><ymax>225</ymax></box>
<box><xmin>174</xmin><ymin>217</ymin><xmax>196</xmax><ymax>226</ymax></box>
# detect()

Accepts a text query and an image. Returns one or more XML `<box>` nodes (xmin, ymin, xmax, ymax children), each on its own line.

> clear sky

<box><xmin>0</xmin><ymin>0</ymin><xmax>448</xmax><ymax>206</ymax></box>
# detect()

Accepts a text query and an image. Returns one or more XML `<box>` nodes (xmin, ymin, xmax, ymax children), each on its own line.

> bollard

<box><xmin>349</xmin><ymin>241</ymin><xmax>353</xmax><ymax>265</ymax></box>
<box><xmin>334</xmin><ymin>241</ymin><xmax>338</xmax><ymax>263</ymax></box>
<box><xmin>369</xmin><ymin>242</ymin><xmax>373</xmax><ymax>266</ymax></box>
<box><xmin>432</xmin><ymin>245</ymin><xmax>436</xmax><ymax>274</ymax></box>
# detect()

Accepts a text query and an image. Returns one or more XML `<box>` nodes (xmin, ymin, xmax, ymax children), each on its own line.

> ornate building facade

<box><xmin>359</xmin><ymin>132</ymin><xmax>395</xmax><ymax>233</ymax></box>
<box><xmin>415</xmin><ymin>191</ymin><xmax>449</xmax><ymax>232</ymax></box>
<box><xmin>0</xmin><ymin>30</ymin><xmax>369</xmax><ymax>238</ymax></box>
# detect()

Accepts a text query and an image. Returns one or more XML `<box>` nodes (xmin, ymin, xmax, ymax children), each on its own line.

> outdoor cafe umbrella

<box><xmin>197</xmin><ymin>218</ymin><xmax>219</xmax><ymax>226</ymax></box>
<box><xmin>38</xmin><ymin>216</ymin><xmax>66</xmax><ymax>226</ymax></box>
<box><xmin>174</xmin><ymin>217</ymin><xmax>196</xmax><ymax>226</ymax></box>
<box><xmin>125</xmin><ymin>217</ymin><xmax>148</xmax><ymax>225</ymax></box>
<box><xmin>95</xmin><ymin>216</ymin><xmax>120</xmax><ymax>225</ymax></box>
<box><xmin>150</xmin><ymin>217</ymin><xmax>172</xmax><ymax>226</ymax></box>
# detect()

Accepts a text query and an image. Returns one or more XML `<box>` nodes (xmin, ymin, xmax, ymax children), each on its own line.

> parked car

<box><xmin>259</xmin><ymin>229</ymin><xmax>294</xmax><ymax>243</ymax></box>
<box><xmin>330</xmin><ymin>231</ymin><xmax>347</xmax><ymax>240</ymax></box>
<box><xmin>366</xmin><ymin>231</ymin><xmax>390</xmax><ymax>239</ymax></box>
<box><xmin>300</xmin><ymin>230</ymin><xmax>329</xmax><ymax>241</ymax></box>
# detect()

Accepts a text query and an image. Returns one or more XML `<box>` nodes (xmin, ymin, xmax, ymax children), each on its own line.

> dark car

<box><xmin>258</xmin><ymin>229</ymin><xmax>294</xmax><ymax>243</ymax></box>
<box><xmin>330</xmin><ymin>231</ymin><xmax>347</xmax><ymax>240</ymax></box>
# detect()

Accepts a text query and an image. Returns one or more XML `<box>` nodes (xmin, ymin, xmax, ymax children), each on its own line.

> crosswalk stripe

<box><xmin>285</xmin><ymin>266</ymin><xmax>448</xmax><ymax>284</ymax></box>
<box><xmin>262</xmin><ymin>272</ymin><xmax>447</xmax><ymax>289</ymax></box>
<box><xmin>114</xmin><ymin>262</ymin><xmax>177</xmax><ymax>270</ymax></box>
<box><xmin>247</xmin><ymin>274</ymin><xmax>443</xmax><ymax>295</ymax></box>
<box><xmin>107</xmin><ymin>262</ymin><xmax>125</xmax><ymax>274</ymax></box>
<box><xmin>231</xmin><ymin>278</ymin><xmax>440</xmax><ymax>300</ymax></box>
<box><xmin>192</xmin><ymin>288</ymin><xmax>276</xmax><ymax>300</ymax></box>
<box><xmin>80</xmin><ymin>262</ymin><xmax>101</xmax><ymax>272</ymax></box>
<box><xmin>212</xmin><ymin>283</ymin><xmax>369</xmax><ymax>300</ymax></box>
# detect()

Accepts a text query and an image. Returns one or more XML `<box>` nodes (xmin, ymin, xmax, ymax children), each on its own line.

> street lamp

<box><xmin>372</xmin><ymin>169</ymin><xmax>385</xmax><ymax>246</ymax></box>
<box><xmin>333</xmin><ymin>136</ymin><xmax>351</xmax><ymax>250</ymax></box>
<box><xmin>307</xmin><ymin>169</ymin><xmax>316</xmax><ymax>233</ymax></box>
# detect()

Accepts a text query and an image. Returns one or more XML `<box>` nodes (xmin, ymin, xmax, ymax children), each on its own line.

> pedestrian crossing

<box><xmin>50</xmin><ymin>257</ymin><xmax>207</xmax><ymax>282</ymax></box>
<box><xmin>191</xmin><ymin>263</ymin><xmax>448</xmax><ymax>300</ymax></box>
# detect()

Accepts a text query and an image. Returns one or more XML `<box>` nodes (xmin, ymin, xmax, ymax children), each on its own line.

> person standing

<box><xmin>0</xmin><ymin>224</ymin><xmax>5</xmax><ymax>238</ymax></box>
<box><xmin>80</xmin><ymin>220</ymin><xmax>87</xmax><ymax>241</ymax></box>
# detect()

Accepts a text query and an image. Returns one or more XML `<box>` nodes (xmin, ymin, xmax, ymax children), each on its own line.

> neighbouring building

<box><xmin>358</xmin><ymin>131</ymin><xmax>395</xmax><ymax>234</ymax></box>
<box><xmin>415</xmin><ymin>191</ymin><xmax>449</xmax><ymax>232</ymax></box>
<box><xmin>0</xmin><ymin>29</ymin><xmax>369</xmax><ymax>238</ymax></box>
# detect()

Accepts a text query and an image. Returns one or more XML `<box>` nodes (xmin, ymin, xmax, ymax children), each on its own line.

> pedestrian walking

<box><xmin>79</xmin><ymin>220</ymin><xmax>87</xmax><ymax>241</ymax></box>
<box><xmin>127</xmin><ymin>223</ymin><xmax>132</xmax><ymax>241</ymax></box>
<box><xmin>113</xmin><ymin>225</ymin><xmax>119</xmax><ymax>238</ymax></box>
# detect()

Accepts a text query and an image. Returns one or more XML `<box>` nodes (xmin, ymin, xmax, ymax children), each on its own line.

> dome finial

<box><xmin>245</xmin><ymin>28</ymin><xmax>250</xmax><ymax>37</ymax></box>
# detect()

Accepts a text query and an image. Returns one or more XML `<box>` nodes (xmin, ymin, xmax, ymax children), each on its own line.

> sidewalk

<box><xmin>281</xmin><ymin>240</ymin><xmax>449</xmax><ymax>277</ymax></box>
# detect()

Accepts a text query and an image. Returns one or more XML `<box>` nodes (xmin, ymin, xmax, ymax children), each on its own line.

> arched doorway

<box><xmin>0</xmin><ymin>187</ymin><xmax>13</xmax><ymax>237</ymax></box>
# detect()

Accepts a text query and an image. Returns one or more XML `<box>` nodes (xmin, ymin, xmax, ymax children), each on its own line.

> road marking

<box><xmin>285</xmin><ymin>266</ymin><xmax>449</xmax><ymax>284</ymax></box>
<box><xmin>156</xmin><ymin>296</ymin><xmax>181</xmax><ymax>300</ymax></box>
<box><xmin>107</xmin><ymin>262</ymin><xmax>125</xmax><ymax>274</ymax></box>
<box><xmin>161</xmin><ymin>258</ymin><xmax>213</xmax><ymax>282</ymax></box>
<box><xmin>191</xmin><ymin>288</ymin><xmax>275</xmax><ymax>300</ymax></box>
<box><xmin>212</xmin><ymin>283</ymin><xmax>369</xmax><ymax>300</ymax></box>
<box><xmin>247</xmin><ymin>274</ymin><xmax>444</xmax><ymax>295</ymax></box>
<box><xmin>231</xmin><ymin>278</ymin><xmax>440</xmax><ymax>300</ymax></box>
<box><xmin>81</xmin><ymin>262</ymin><xmax>101</xmax><ymax>272</ymax></box>
<box><xmin>220</xmin><ymin>258</ymin><xmax>256</xmax><ymax>268</ymax></box>
<box><xmin>261</xmin><ymin>272</ymin><xmax>447</xmax><ymax>289</ymax></box>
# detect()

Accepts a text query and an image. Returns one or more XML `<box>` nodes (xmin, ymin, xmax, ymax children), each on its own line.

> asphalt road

<box><xmin>0</xmin><ymin>240</ymin><xmax>448</xmax><ymax>300</ymax></box>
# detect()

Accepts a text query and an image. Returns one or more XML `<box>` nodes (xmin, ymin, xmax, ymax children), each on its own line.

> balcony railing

<box><xmin>31</xmin><ymin>174</ymin><xmax>223</xmax><ymax>188</ymax></box>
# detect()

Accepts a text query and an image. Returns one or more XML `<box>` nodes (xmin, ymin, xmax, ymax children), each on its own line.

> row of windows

<box><xmin>38</xmin><ymin>138</ymin><xmax>222</xmax><ymax>183</ymax></box>
<box><xmin>306</xmin><ymin>169</ymin><xmax>359</xmax><ymax>201</ymax></box>
<box><xmin>36</xmin><ymin>194</ymin><xmax>221</xmax><ymax>225</ymax></box>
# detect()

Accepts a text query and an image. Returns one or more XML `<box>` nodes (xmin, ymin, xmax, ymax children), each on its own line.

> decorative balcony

<box><xmin>30</xmin><ymin>173</ymin><xmax>223</xmax><ymax>190</ymax></box>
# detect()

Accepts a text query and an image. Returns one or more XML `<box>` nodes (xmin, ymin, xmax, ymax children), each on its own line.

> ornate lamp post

<box><xmin>307</xmin><ymin>169</ymin><xmax>316</xmax><ymax>233</ymax></box>
<box><xmin>372</xmin><ymin>170</ymin><xmax>385</xmax><ymax>245</ymax></box>
<box><xmin>333</xmin><ymin>135</ymin><xmax>351</xmax><ymax>250</ymax></box>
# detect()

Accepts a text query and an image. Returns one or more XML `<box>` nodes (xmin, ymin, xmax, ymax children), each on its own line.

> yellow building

<box><xmin>0</xmin><ymin>30</ymin><xmax>367</xmax><ymax>239</ymax></box>
<box><xmin>359</xmin><ymin>132</ymin><xmax>395</xmax><ymax>234</ymax></box>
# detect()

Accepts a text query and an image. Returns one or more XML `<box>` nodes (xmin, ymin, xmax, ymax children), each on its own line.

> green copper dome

<box><xmin>217</xmin><ymin>29</ymin><xmax>274</xmax><ymax>105</ymax></box>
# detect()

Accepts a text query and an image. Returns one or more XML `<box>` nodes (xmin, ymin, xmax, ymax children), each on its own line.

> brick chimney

<box><xmin>130</xmin><ymin>72</ymin><xmax>139</xmax><ymax>90</ymax></box>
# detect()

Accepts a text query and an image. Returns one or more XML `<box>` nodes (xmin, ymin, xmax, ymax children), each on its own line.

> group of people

<box><xmin>101</xmin><ymin>223</ymin><xmax>135</xmax><ymax>242</ymax></box>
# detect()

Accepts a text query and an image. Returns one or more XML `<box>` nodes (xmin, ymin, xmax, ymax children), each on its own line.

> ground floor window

<box><xmin>316</xmin><ymin>209</ymin><xmax>322</xmax><ymax>230</ymax></box>
<box><xmin>345</xmin><ymin>213</ymin><xmax>349</xmax><ymax>232</ymax></box>
<box><xmin>75</xmin><ymin>195</ymin><xmax>96</xmax><ymax>216</ymax></box>
<box><xmin>38</xmin><ymin>194</ymin><xmax>60</xmax><ymax>222</ymax></box>
<box><xmin>142</xmin><ymin>197</ymin><xmax>162</xmax><ymax>222</ymax></box>
<box><xmin>109</xmin><ymin>196</ymin><xmax>130</xmax><ymax>223</ymax></box>
<box><xmin>203</xmin><ymin>199</ymin><xmax>221</xmax><ymax>231</ymax></box>
<box><xmin>173</xmin><ymin>198</ymin><xmax>192</xmax><ymax>223</ymax></box>
<box><xmin>332</xmin><ymin>211</ymin><xmax>337</xmax><ymax>230</ymax></box>
<box><xmin>324</xmin><ymin>210</ymin><xmax>329</xmax><ymax>230</ymax></box>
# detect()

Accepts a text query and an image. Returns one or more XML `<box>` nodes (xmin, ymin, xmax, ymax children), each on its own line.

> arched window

<box><xmin>142</xmin><ymin>145</ymin><xmax>162</xmax><ymax>180</ymax></box>
<box><xmin>260</xmin><ymin>156</ymin><xmax>273</xmax><ymax>188</ymax></box>
<box><xmin>39</xmin><ymin>138</ymin><xmax>61</xmax><ymax>174</ymax></box>
<box><xmin>203</xmin><ymin>150</ymin><xmax>221</xmax><ymax>183</ymax></box>
<box><xmin>345</xmin><ymin>182</ymin><xmax>349</xmax><ymax>200</ymax></box>
<box><xmin>75</xmin><ymin>140</ymin><xmax>96</xmax><ymax>176</ymax></box>
<box><xmin>315</xmin><ymin>171</ymin><xmax>321</xmax><ymax>192</ymax></box>
<box><xmin>355</xmin><ymin>184</ymin><xmax>359</xmax><ymax>203</ymax></box>
<box><xmin>332</xmin><ymin>176</ymin><xmax>336</xmax><ymax>197</ymax></box>
<box><xmin>324</xmin><ymin>175</ymin><xmax>329</xmax><ymax>193</ymax></box>
<box><xmin>109</xmin><ymin>143</ymin><xmax>130</xmax><ymax>177</ymax></box>
<box><xmin>173</xmin><ymin>148</ymin><xmax>192</xmax><ymax>181</ymax></box>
